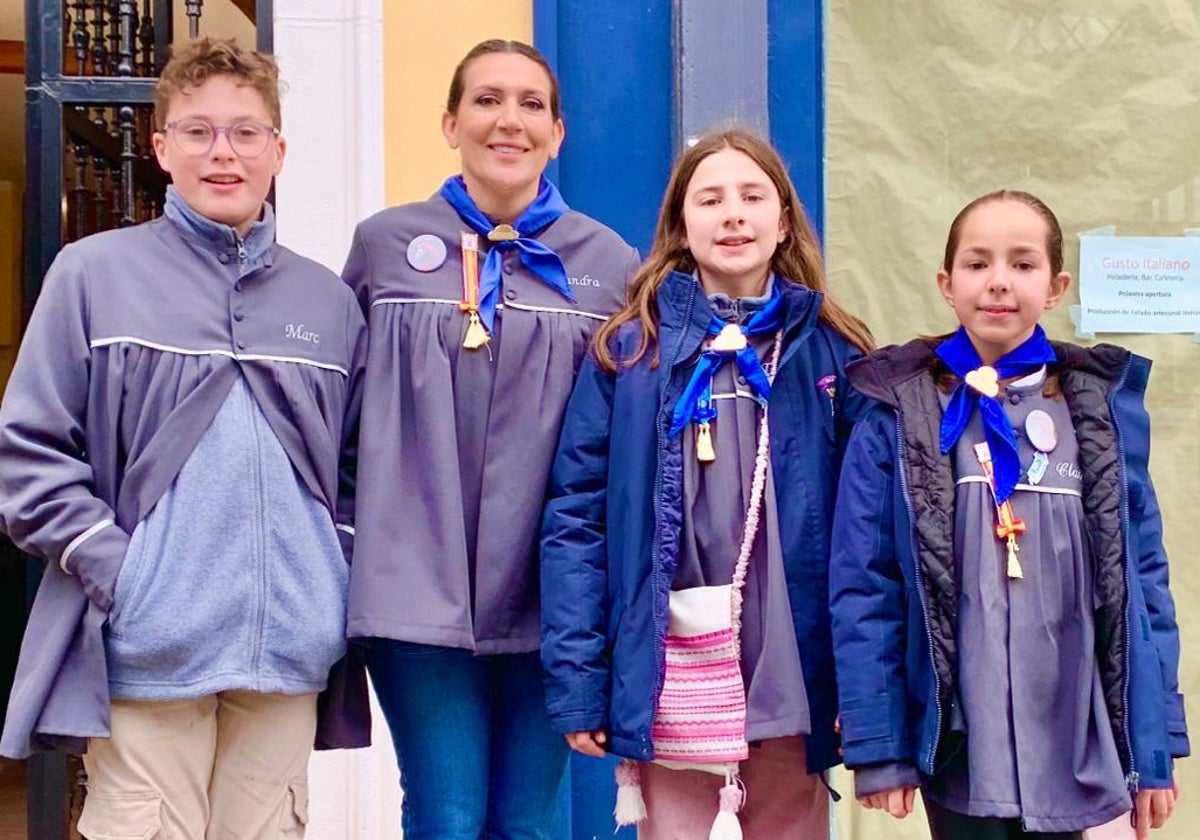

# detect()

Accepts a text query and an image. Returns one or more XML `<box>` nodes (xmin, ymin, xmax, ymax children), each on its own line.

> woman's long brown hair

<box><xmin>593</xmin><ymin>129</ymin><xmax>873</xmax><ymax>371</ymax></box>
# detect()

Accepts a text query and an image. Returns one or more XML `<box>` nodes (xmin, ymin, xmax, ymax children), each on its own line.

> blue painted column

<box><xmin>535</xmin><ymin>4</ymin><xmax>673</xmax><ymax>832</ymax></box>
<box><xmin>535</xmin><ymin>0</ymin><xmax>674</xmax><ymax>254</ymax></box>
<box><xmin>769</xmin><ymin>0</ymin><xmax>825</xmax><ymax>239</ymax></box>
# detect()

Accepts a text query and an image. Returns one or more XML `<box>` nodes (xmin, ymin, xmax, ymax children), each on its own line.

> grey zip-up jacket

<box><xmin>0</xmin><ymin>207</ymin><xmax>370</xmax><ymax>758</ymax></box>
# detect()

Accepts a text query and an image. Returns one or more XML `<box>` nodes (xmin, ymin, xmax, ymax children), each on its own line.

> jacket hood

<box><xmin>848</xmin><ymin>335</ymin><xmax>1135</xmax><ymax>408</ymax></box>
<box><xmin>846</xmin><ymin>337</ymin><xmax>939</xmax><ymax>407</ymax></box>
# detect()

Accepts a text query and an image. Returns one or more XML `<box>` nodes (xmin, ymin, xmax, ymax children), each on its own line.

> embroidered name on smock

<box><xmin>285</xmin><ymin>323</ymin><xmax>320</xmax><ymax>345</ymax></box>
<box><xmin>567</xmin><ymin>273</ymin><xmax>601</xmax><ymax>288</ymax></box>
<box><xmin>1057</xmin><ymin>462</ymin><xmax>1083</xmax><ymax>480</ymax></box>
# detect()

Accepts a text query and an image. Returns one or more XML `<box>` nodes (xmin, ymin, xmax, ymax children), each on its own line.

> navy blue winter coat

<box><xmin>540</xmin><ymin>271</ymin><xmax>862</xmax><ymax>774</ymax></box>
<box><xmin>830</xmin><ymin>338</ymin><xmax>1188</xmax><ymax>791</ymax></box>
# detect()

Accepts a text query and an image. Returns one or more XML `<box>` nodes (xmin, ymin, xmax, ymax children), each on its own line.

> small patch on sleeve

<box><xmin>1154</xmin><ymin>749</ymin><xmax>1170</xmax><ymax>780</ymax></box>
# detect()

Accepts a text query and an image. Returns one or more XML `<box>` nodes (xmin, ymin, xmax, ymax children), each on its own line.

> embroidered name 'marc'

<box><xmin>284</xmin><ymin>323</ymin><xmax>320</xmax><ymax>345</ymax></box>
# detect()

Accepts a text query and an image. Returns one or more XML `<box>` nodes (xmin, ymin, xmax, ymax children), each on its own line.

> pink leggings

<box><xmin>638</xmin><ymin>735</ymin><xmax>829</xmax><ymax>839</ymax></box>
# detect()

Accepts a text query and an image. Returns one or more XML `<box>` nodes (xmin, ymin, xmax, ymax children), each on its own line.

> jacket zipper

<box><xmin>647</xmin><ymin>282</ymin><xmax>699</xmax><ymax>749</ymax></box>
<box><xmin>244</xmin><ymin>387</ymin><xmax>268</xmax><ymax>679</ymax></box>
<box><xmin>896</xmin><ymin>413</ymin><xmax>943</xmax><ymax>771</ymax></box>
<box><xmin>1109</xmin><ymin>356</ymin><xmax>1138</xmax><ymax>791</ymax></box>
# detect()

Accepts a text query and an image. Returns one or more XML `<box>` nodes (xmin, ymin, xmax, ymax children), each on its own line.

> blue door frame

<box><xmin>534</xmin><ymin>0</ymin><xmax>675</xmax><ymax>256</ymax></box>
<box><xmin>533</xmin><ymin>2</ymin><xmax>825</xmax><ymax>836</ymax></box>
<box><xmin>535</xmin><ymin>0</ymin><xmax>825</xmax><ymax>252</ymax></box>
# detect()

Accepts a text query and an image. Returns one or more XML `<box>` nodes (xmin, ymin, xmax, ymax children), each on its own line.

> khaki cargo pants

<box><xmin>78</xmin><ymin>691</ymin><xmax>316</xmax><ymax>840</ymax></box>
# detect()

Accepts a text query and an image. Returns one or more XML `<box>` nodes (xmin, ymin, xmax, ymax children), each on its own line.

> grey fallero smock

<box><xmin>343</xmin><ymin>195</ymin><xmax>639</xmax><ymax>654</ymax></box>
<box><xmin>923</xmin><ymin>371</ymin><xmax>1130</xmax><ymax>833</ymax></box>
<box><xmin>0</xmin><ymin>212</ymin><xmax>368</xmax><ymax>758</ymax></box>
<box><xmin>674</xmin><ymin>291</ymin><xmax>810</xmax><ymax>743</ymax></box>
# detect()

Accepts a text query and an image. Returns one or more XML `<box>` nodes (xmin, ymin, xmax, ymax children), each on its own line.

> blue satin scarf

<box><xmin>669</xmin><ymin>282</ymin><xmax>785</xmax><ymax>437</ymax></box>
<box><xmin>438</xmin><ymin>175</ymin><xmax>574</xmax><ymax>330</ymax></box>
<box><xmin>935</xmin><ymin>325</ymin><xmax>1057</xmax><ymax>503</ymax></box>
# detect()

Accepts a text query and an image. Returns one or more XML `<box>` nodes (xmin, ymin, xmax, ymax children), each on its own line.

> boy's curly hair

<box><xmin>155</xmin><ymin>36</ymin><xmax>282</xmax><ymax>129</ymax></box>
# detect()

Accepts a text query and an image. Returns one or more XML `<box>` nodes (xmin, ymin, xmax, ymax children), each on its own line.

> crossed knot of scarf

<box><xmin>438</xmin><ymin>175</ymin><xmax>574</xmax><ymax>330</ymax></box>
<box><xmin>935</xmin><ymin>325</ymin><xmax>1057</xmax><ymax>504</ymax></box>
<box><xmin>669</xmin><ymin>283</ymin><xmax>785</xmax><ymax>437</ymax></box>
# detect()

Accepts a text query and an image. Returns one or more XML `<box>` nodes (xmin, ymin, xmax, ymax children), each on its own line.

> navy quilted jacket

<box><xmin>830</xmin><ymin>338</ymin><xmax>1189</xmax><ymax>790</ymax></box>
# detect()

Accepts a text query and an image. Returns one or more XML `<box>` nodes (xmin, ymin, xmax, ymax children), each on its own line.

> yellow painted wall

<box><xmin>383</xmin><ymin>0</ymin><xmax>533</xmax><ymax>205</ymax></box>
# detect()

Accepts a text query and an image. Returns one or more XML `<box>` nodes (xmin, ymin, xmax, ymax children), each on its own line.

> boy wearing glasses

<box><xmin>0</xmin><ymin>37</ymin><xmax>368</xmax><ymax>838</ymax></box>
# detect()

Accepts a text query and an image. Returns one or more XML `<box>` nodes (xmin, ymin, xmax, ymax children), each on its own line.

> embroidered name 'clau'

<box><xmin>1056</xmin><ymin>462</ymin><xmax>1082</xmax><ymax>480</ymax></box>
<box><xmin>284</xmin><ymin>323</ymin><xmax>320</xmax><ymax>345</ymax></box>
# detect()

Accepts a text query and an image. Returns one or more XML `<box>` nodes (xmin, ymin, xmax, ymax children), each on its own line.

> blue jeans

<box><xmin>366</xmin><ymin>640</ymin><xmax>569</xmax><ymax>840</ymax></box>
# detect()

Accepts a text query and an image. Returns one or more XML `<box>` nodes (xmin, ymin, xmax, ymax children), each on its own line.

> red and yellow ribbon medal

<box><xmin>973</xmin><ymin>441</ymin><xmax>1026</xmax><ymax>580</ymax></box>
<box><xmin>459</xmin><ymin>232</ymin><xmax>489</xmax><ymax>350</ymax></box>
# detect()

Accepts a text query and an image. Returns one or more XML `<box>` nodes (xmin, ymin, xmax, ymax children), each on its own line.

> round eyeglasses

<box><xmin>162</xmin><ymin>119</ymin><xmax>280</xmax><ymax>158</ymax></box>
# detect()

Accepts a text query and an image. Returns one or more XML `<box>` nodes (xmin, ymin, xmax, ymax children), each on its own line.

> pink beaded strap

<box><xmin>729</xmin><ymin>331</ymin><xmax>782</xmax><ymax>654</ymax></box>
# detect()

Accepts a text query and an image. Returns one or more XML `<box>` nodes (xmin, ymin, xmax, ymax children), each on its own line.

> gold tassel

<box><xmin>696</xmin><ymin>422</ymin><xmax>716</xmax><ymax>463</ymax></box>
<box><xmin>462</xmin><ymin>311</ymin><xmax>490</xmax><ymax>350</ymax></box>
<box><xmin>1005</xmin><ymin>536</ymin><xmax>1023</xmax><ymax>580</ymax></box>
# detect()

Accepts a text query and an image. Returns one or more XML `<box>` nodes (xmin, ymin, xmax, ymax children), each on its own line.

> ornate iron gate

<box><xmin>22</xmin><ymin>3</ymin><xmax>271</xmax><ymax>836</ymax></box>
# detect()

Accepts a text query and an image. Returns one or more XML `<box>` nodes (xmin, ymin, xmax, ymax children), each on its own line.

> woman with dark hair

<box><xmin>342</xmin><ymin>39</ymin><xmax>639</xmax><ymax>839</ymax></box>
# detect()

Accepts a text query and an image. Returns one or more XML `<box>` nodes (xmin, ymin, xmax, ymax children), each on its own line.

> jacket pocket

<box><xmin>277</xmin><ymin>776</ymin><xmax>309</xmax><ymax>837</ymax></box>
<box><xmin>77</xmin><ymin>790</ymin><xmax>163</xmax><ymax>840</ymax></box>
<box><xmin>107</xmin><ymin>521</ymin><xmax>153</xmax><ymax>635</ymax></box>
<box><xmin>260</xmin><ymin>502</ymin><xmax>350</xmax><ymax>684</ymax></box>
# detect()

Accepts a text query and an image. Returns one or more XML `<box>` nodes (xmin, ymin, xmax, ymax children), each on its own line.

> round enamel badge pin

<box><xmin>406</xmin><ymin>234</ymin><xmax>447</xmax><ymax>272</ymax></box>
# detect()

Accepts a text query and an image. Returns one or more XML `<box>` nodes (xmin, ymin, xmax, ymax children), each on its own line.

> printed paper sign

<box><xmin>1078</xmin><ymin>236</ymin><xmax>1200</xmax><ymax>334</ymax></box>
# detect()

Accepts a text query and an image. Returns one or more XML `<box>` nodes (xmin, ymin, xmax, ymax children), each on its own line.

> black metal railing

<box><xmin>25</xmin><ymin>0</ymin><xmax>273</xmax><ymax>312</ymax></box>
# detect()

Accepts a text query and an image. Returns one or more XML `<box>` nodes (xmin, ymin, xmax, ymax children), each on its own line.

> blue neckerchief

<box><xmin>669</xmin><ymin>280</ymin><xmax>785</xmax><ymax>436</ymax></box>
<box><xmin>163</xmin><ymin>185</ymin><xmax>275</xmax><ymax>273</ymax></box>
<box><xmin>437</xmin><ymin>175</ymin><xmax>574</xmax><ymax>330</ymax></box>
<box><xmin>935</xmin><ymin>325</ymin><xmax>1057</xmax><ymax>503</ymax></box>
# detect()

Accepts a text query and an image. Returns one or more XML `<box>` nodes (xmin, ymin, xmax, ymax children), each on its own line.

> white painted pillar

<box><xmin>274</xmin><ymin>0</ymin><xmax>385</xmax><ymax>272</ymax></box>
<box><xmin>272</xmin><ymin>3</ymin><xmax>401</xmax><ymax>839</ymax></box>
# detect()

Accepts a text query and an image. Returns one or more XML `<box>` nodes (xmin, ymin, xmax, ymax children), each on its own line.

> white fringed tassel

<box><xmin>614</xmin><ymin>759</ymin><xmax>647</xmax><ymax>826</ymax></box>
<box><xmin>708</xmin><ymin>772</ymin><xmax>745</xmax><ymax>840</ymax></box>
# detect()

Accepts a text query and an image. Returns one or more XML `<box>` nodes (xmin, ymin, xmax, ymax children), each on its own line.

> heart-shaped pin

<box><xmin>964</xmin><ymin>365</ymin><xmax>1000</xmax><ymax>398</ymax></box>
<box><xmin>709</xmin><ymin>324</ymin><xmax>748</xmax><ymax>353</ymax></box>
